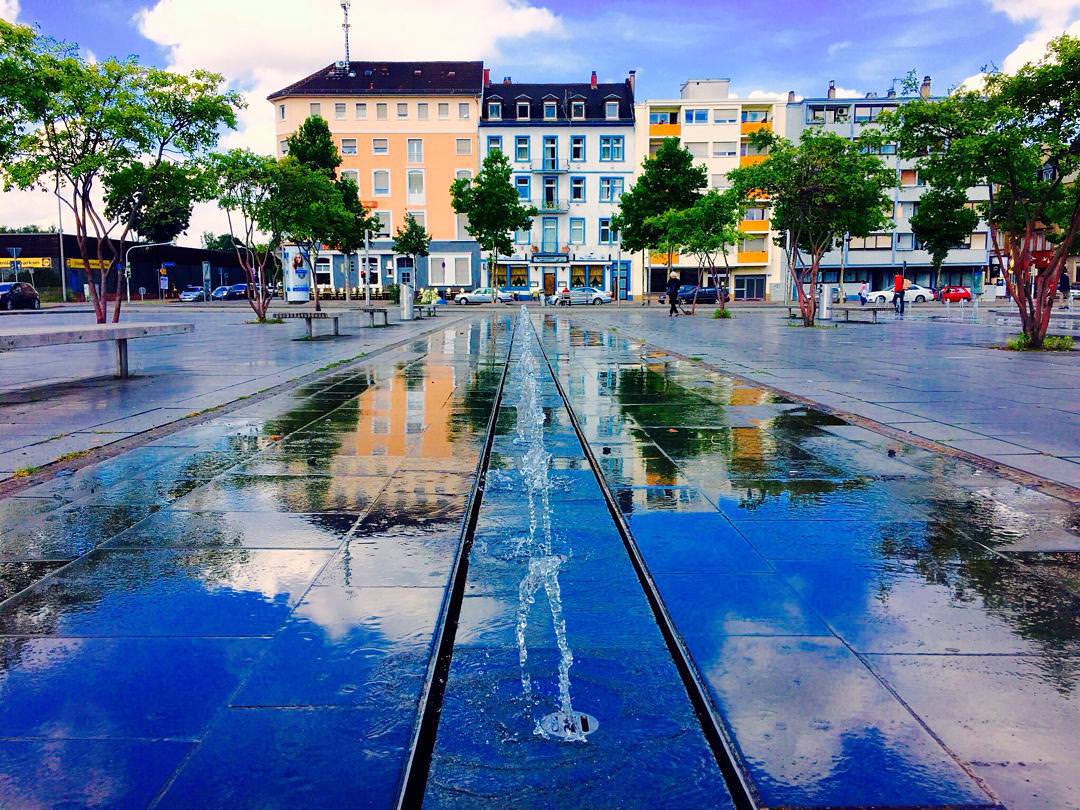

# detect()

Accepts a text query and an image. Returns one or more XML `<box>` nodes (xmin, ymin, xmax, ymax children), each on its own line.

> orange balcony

<box><xmin>741</xmin><ymin>120</ymin><xmax>772</xmax><ymax>135</ymax></box>
<box><xmin>649</xmin><ymin>251</ymin><xmax>679</xmax><ymax>265</ymax></box>
<box><xmin>740</xmin><ymin>219</ymin><xmax>769</xmax><ymax>233</ymax></box>
<box><xmin>739</xmin><ymin>154</ymin><xmax>767</xmax><ymax>167</ymax></box>
<box><xmin>649</xmin><ymin>122</ymin><xmax>680</xmax><ymax>137</ymax></box>
<box><xmin>737</xmin><ymin>250</ymin><xmax>768</xmax><ymax>264</ymax></box>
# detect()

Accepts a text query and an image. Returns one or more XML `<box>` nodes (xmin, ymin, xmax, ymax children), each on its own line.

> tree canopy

<box><xmin>908</xmin><ymin>186</ymin><xmax>980</xmax><ymax>275</ymax></box>
<box><xmin>392</xmin><ymin>212</ymin><xmax>432</xmax><ymax>270</ymax></box>
<box><xmin>285</xmin><ymin>115</ymin><xmax>341</xmax><ymax>179</ymax></box>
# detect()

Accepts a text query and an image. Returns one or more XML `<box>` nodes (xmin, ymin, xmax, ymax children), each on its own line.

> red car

<box><xmin>938</xmin><ymin>285</ymin><xmax>972</xmax><ymax>303</ymax></box>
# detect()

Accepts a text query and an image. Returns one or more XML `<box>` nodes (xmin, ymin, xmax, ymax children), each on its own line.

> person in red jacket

<box><xmin>892</xmin><ymin>272</ymin><xmax>906</xmax><ymax>317</ymax></box>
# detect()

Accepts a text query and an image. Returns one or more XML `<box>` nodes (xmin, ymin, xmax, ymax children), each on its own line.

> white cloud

<box><xmin>0</xmin><ymin>0</ymin><xmax>18</xmax><ymax>22</ymax></box>
<box><xmin>961</xmin><ymin>0</ymin><xmax>1080</xmax><ymax>87</ymax></box>
<box><xmin>130</xmin><ymin>0</ymin><xmax>561</xmax><ymax>243</ymax></box>
<box><xmin>827</xmin><ymin>40</ymin><xmax>851</xmax><ymax>58</ymax></box>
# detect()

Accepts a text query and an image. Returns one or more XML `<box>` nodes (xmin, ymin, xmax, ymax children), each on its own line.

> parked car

<box><xmin>179</xmin><ymin>285</ymin><xmax>207</xmax><ymax>302</ymax></box>
<box><xmin>210</xmin><ymin>285</ymin><xmax>230</xmax><ymax>300</ymax></box>
<box><xmin>938</xmin><ymin>285</ymin><xmax>972</xmax><ymax>303</ymax></box>
<box><xmin>551</xmin><ymin>286</ymin><xmax>613</xmax><ymax>306</ymax></box>
<box><xmin>868</xmin><ymin>283</ymin><xmax>936</xmax><ymax>304</ymax></box>
<box><xmin>676</xmin><ymin>285</ymin><xmax>730</xmax><ymax>305</ymax></box>
<box><xmin>0</xmin><ymin>282</ymin><xmax>41</xmax><ymax>310</ymax></box>
<box><xmin>226</xmin><ymin>283</ymin><xmax>249</xmax><ymax>300</ymax></box>
<box><xmin>455</xmin><ymin>287</ymin><xmax>513</xmax><ymax>304</ymax></box>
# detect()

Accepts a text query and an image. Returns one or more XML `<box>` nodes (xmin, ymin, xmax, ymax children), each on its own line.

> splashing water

<box><xmin>511</xmin><ymin>306</ymin><xmax>596</xmax><ymax>742</ymax></box>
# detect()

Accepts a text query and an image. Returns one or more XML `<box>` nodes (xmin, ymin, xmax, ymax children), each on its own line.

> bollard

<box><xmin>401</xmin><ymin>283</ymin><xmax>414</xmax><ymax>321</ymax></box>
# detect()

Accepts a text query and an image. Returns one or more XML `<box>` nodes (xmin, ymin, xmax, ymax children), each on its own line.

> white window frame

<box><xmin>517</xmin><ymin>101</ymin><xmax>530</xmax><ymax>119</ymax></box>
<box><xmin>713</xmin><ymin>108</ymin><xmax>737</xmax><ymax>124</ymax></box>
<box><xmin>455</xmin><ymin>169</ymin><xmax>473</xmax><ymax>180</ymax></box>
<box><xmin>438</xmin><ymin>102</ymin><xmax>449</xmax><ymax>119</ymax></box>
<box><xmin>488</xmin><ymin>100</ymin><xmax>502</xmax><ymax>120</ymax></box>
<box><xmin>376</xmin><ymin>102</ymin><xmax>388</xmax><ymax>120</ymax></box>
<box><xmin>372</xmin><ymin>169</ymin><xmax>391</xmax><ymax>197</ymax></box>
<box><xmin>571</xmin><ymin>100</ymin><xmax>585</xmax><ymax>120</ymax></box>
<box><xmin>408</xmin><ymin>210</ymin><xmax>426</xmax><ymax>230</ymax></box>
<box><xmin>458</xmin><ymin>102</ymin><xmax>470</xmax><ymax>119</ymax></box>
<box><xmin>397</xmin><ymin>102</ymin><xmax>408</xmax><ymax>119</ymax></box>
<box><xmin>455</xmin><ymin>138</ymin><xmax>472</xmax><ymax>156</ymax></box>
<box><xmin>340</xmin><ymin>169</ymin><xmax>359</xmax><ymax>186</ymax></box>
<box><xmin>341</xmin><ymin>138</ymin><xmax>357</xmax><ymax>155</ymax></box>
<box><xmin>278</xmin><ymin>104</ymin><xmax>286</xmax><ymax>120</ymax></box>
<box><xmin>712</xmin><ymin>141</ymin><xmax>737</xmax><ymax>157</ymax></box>
<box><xmin>334</xmin><ymin>102</ymin><xmax>346</xmax><ymax>120</ymax></box>
<box><xmin>355</xmin><ymin>102</ymin><xmax>367</xmax><ymax>119</ymax></box>
<box><xmin>417</xmin><ymin>102</ymin><xmax>429</xmax><ymax>120</ymax></box>
<box><xmin>279</xmin><ymin>140</ymin><xmax>288</xmax><ymax>155</ymax></box>
<box><xmin>407</xmin><ymin>138</ymin><xmax>423</xmax><ymax>163</ymax></box>
<box><xmin>543</xmin><ymin>101</ymin><xmax>557</xmax><ymax>120</ymax></box>
<box><xmin>372</xmin><ymin>138</ymin><xmax>389</xmax><ymax>155</ymax></box>
<box><xmin>374</xmin><ymin>210</ymin><xmax>392</xmax><ymax>238</ymax></box>
<box><xmin>309</xmin><ymin>102</ymin><xmax>321</xmax><ymax>117</ymax></box>
<box><xmin>406</xmin><ymin>169</ymin><xmax>425</xmax><ymax>205</ymax></box>
<box><xmin>605</xmin><ymin>100</ymin><xmax>619</xmax><ymax>120</ymax></box>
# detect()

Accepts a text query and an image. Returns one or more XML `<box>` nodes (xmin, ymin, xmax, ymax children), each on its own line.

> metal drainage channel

<box><xmin>395</xmin><ymin>314</ymin><xmax>519</xmax><ymax>809</ymax></box>
<box><xmin>531</xmin><ymin>316</ymin><xmax>760</xmax><ymax>810</ymax></box>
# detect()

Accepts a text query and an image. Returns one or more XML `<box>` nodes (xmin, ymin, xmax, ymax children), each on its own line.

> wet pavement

<box><xmin>0</xmin><ymin>309</ymin><xmax>1077</xmax><ymax>807</ymax></box>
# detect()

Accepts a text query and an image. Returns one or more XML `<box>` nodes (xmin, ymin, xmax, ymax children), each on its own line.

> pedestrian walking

<box><xmin>1060</xmin><ymin>270</ymin><xmax>1071</xmax><ymax>302</ymax></box>
<box><xmin>666</xmin><ymin>272</ymin><xmax>681</xmax><ymax>317</ymax></box>
<box><xmin>858</xmin><ymin>281</ymin><xmax>868</xmax><ymax>306</ymax></box>
<box><xmin>892</xmin><ymin>272</ymin><xmax>906</xmax><ymax>317</ymax></box>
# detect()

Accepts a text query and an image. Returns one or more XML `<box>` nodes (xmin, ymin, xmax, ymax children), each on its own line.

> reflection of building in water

<box><xmin>347</xmin><ymin>364</ymin><xmax>456</xmax><ymax>458</ymax></box>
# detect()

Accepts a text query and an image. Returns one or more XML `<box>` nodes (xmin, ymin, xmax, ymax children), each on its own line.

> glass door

<box><xmin>542</xmin><ymin>136</ymin><xmax>557</xmax><ymax>171</ymax></box>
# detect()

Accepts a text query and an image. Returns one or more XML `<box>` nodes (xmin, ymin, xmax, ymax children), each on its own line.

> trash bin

<box><xmin>819</xmin><ymin>284</ymin><xmax>831</xmax><ymax>319</ymax></box>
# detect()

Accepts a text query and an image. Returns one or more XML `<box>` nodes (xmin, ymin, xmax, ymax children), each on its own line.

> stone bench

<box><xmin>415</xmin><ymin>304</ymin><xmax>438</xmax><ymax>319</ymax></box>
<box><xmin>832</xmin><ymin>304</ymin><xmax>895</xmax><ymax>323</ymax></box>
<box><xmin>277</xmin><ymin>310</ymin><xmax>341</xmax><ymax>339</ymax></box>
<box><xmin>354</xmin><ymin>307</ymin><xmax>389</xmax><ymax>327</ymax></box>
<box><xmin>0</xmin><ymin>321</ymin><xmax>194</xmax><ymax>378</ymax></box>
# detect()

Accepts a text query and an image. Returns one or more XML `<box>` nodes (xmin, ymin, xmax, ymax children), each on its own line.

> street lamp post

<box><xmin>124</xmin><ymin>240</ymin><xmax>174</xmax><ymax>303</ymax></box>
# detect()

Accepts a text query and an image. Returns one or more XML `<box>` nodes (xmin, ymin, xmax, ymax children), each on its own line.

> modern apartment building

<box><xmin>478</xmin><ymin>71</ymin><xmax>636</xmax><ymax>298</ymax></box>
<box><xmin>268</xmin><ymin>61</ymin><xmax>484</xmax><ymax>292</ymax></box>
<box><xmin>785</xmin><ymin>78</ymin><xmax>992</xmax><ymax>295</ymax></box>
<box><xmin>634</xmin><ymin>79</ymin><xmax>789</xmax><ymax>300</ymax></box>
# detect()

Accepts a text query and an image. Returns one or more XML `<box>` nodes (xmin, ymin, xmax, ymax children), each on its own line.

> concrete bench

<box><xmin>416</xmin><ymin>304</ymin><xmax>438</xmax><ymax>319</ymax></box>
<box><xmin>0</xmin><ymin>321</ymin><xmax>194</xmax><ymax>378</ymax></box>
<box><xmin>832</xmin><ymin>304</ymin><xmax>894</xmax><ymax>323</ymax></box>
<box><xmin>355</xmin><ymin>307</ymin><xmax>389</xmax><ymax>328</ymax></box>
<box><xmin>277</xmin><ymin>310</ymin><xmax>340</xmax><ymax>339</ymax></box>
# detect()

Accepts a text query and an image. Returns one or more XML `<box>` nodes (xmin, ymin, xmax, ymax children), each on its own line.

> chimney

<box><xmin>787</xmin><ymin>90</ymin><xmax>796</xmax><ymax>103</ymax></box>
<box><xmin>920</xmin><ymin>75</ymin><xmax>931</xmax><ymax>100</ymax></box>
<box><xmin>502</xmin><ymin>76</ymin><xmax>511</xmax><ymax>85</ymax></box>
<box><xmin>827</xmin><ymin>80</ymin><xmax>836</xmax><ymax>99</ymax></box>
<box><xmin>627</xmin><ymin>70</ymin><xmax>636</xmax><ymax>94</ymax></box>
<box><xmin>590</xmin><ymin>70</ymin><xmax>598</xmax><ymax>90</ymax></box>
<box><xmin>483</xmin><ymin>68</ymin><xmax>490</xmax><ymax>87</ymax></box>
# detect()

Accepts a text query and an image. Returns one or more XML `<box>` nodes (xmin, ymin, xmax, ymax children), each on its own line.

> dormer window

<box><xmin>605</xmin><ymin>100</ymin><xmax>619</xmax><ymax>120</ymax></box>
<box><xmin>517</xmin><ymin>101</ymin><xmax>530</xmax><ymax>119</ymax></box>
<box><xmin>543</xmin><ymin>101</ymin><xmax>557</xmax><ymax>120</ymax></box>
<box><xmin>488</xmin><ymin>100</ymin><xmax>502</xmax><ymax>120</ymax></box>
<box><xmin>571</xmin><ymin>100</ymin><xmax>585</xmax><ymax>120</ymax></box>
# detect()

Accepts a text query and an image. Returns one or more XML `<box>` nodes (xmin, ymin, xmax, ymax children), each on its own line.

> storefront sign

<box><xmin>533</xmin><ymin>254</ymin><xmax>569</xmax><ymax>264</ymax></box>
<box><xmin>66</xmin><ymin>258</ymin><xmax>110</xmax><ymax>270</ymax></box>
<box><xmin>0</xmin><ymin>257</ymin><xmax>51</xmax><ymax>269</ymax></box>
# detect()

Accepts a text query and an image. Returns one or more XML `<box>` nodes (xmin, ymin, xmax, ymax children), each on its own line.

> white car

<box><xmin>551</xmin><ymin>286</ymin><xmax>613</xmax><ymax>306</ymax></box>
<box><xmin>868</xmin><ymin>283</ymin><xmax>936</xmax><ymax>304</ymax></box>
<box><xmin>455</xmin><ymin>287</ymin><xmax>514</xmax><ymax>305</ymax></box>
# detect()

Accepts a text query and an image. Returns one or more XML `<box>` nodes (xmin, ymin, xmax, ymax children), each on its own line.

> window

<box><xmin>710</xmin><ymin>173</ymin><xmax>729</xmax><ymax>189</ymax></box>
<box><xmin>897</xmin><ymin>201</ymin><xmax>918</xmax><ymax>221</ymax></box>
<box><xmin>486</xmin><ymin>135</ymin><xmax>502</xmax><ymax>155</ymax></box>
<box><xmin>514</xmin><ymin>135</ymin><xmax>530</xmax><ymax>162</ymax></box>
<box><xmin>806</xmin><ymin>105</ymin><xmax>851</xmax><ymax>124</ymax></box>
<box><xmin>740</xmin><ymin>141</ymin><xmax>768</xmax><ymax>156</ymax></box>
<box><xmin>848</xmin><ymin>233</ymin><xmax>892</xmax><ymax>250</ymax></box>
<box><xmin>743</xmin><ymin>206</ymin><xmax>767</xmax><ymax>221</ymax></box>
<box><xmin>278</xmin><ymin>104</ymin><xmax>286</xmax><ymax>120</ymax></box>
<box><xmin>455</xmin><ymin>169</ymin><xmax>473</xmax><ymax>180</ymax></box>
<box><xmin>417</xmin><ymin>102</ymin><xmax>428</xmax><ymax>120</ymax></box>
<box><xmin>487</xmin><ymin>100</ymin><xmax>502</xmax><ymax>120</ymax></box>
<box><xmin>453</xmin><ymin>256</ymin><xmax>471</xmax><ymax>284</ymax></box>
<box><xmin>571</xmin><ymin>100</ymin><xmax>585</xmax><ymax>119</ymax></box>
<box><xmin>741</xmin><ymin>109</ymin><xmax>769</xmax><ymax>123</ymax></box>
<box><xmin>376</xmin><ymin>103</ymin><xmax>387</xmax><ymax>120</ymax></box>
<box><xmin>862</xmin><ymin>141</ymin><xmax>897</xmax><ymax>155</ymax></box>
<box><xmin>459</xmin><ymin>102</ymin><xmax>470</xmax><ymax>119</ymax></box>
<box><xmin>517</xmin><ymin>101</ymin><xmax>530</xmax><ymax>119</ymax></box>
<box><xmin>684</xmin><ymin>108</ymin><xmax>708</xmax><ymax>124</ymax></box>
<box><xmin>456</xmin><ymin>138</ymin><xmax>472</xmax><ymax>155</ymax></box>
<box><xmin>969</xmin><ymin>232</ymin><xmax>988</xmax><ymax>250</ymax></box>
<box><xmin>355</xmin><ymin>102</ymin><xmax>367</xmax><ymax>119</ymax></box>
<box><xmin>372</xmin><ymin>138</ymin><xmax>388</xmax><ymax>154</ymax></box>
<box><xmin>599</xmin><ymin>217</ymin><xmax>617</xmax><ymax>244</ymax></box>
<box><xmin>375</xmin><ymin>211</ymin><xmax>392</xmax><ymax>237</ymax></box>
<box><xmin>605</xmin><ymin>100</ymin><xmax>619</xmax><ymax>120</ymax></box>
<box><xmin>569</xmin><ymin>218</ymin><xmax>585</xmax><ymax>244</ymax></box>
<box><xmin>373</xmin><ymin>170</ymin><xmax>390</xmax><ymax>196</ymax></box>
<box><xmin>713</xmin><ymin>108</ymin><xmax>737</xmax><ymax>123</ymax></box>
<box><xmin>686</xmin><ymin>141</ymin><xmax>708</xmax><ymax>159</ymax></box>
<box><xmin>712</xmin><ymin>141</ymin><xmax>738</xmax><ymax>157</ymax></box>
<box><xmin>341</xmin><ymin>169</ymin><xmax>359</xmax><ymax>185</ymax></box>
<box><xmin>570</xmin><ymin>176</ymin><xmax>585</xmax><ymax>202</ymax></box>
<box><xmin>397</xmin><ymin>102</ymin><xmax>408</xmax><ymax>119</ymax></box>
<box><xmin>407</xmin><ymin>170</ymin><xmax>424</xmax><ymax>203</ymax></box>
<box><xmin>509</xmin><ymin>264</ymin><xmax>528</xmax><ymax>287</ymax></box>
<box><xmin>740</xmin><ymin>236</ymin><xmax>767</xmax><ymax>252</ymax></box>
<box><xmin>438</xmin><ymin>102</ymin><xmax>449</xmax><ymax>119</ymax></box>
<box><xmin>429</xmin><ymin>256</ymin><xmax>447</xmax><ymax>285</ymax></box>
<box><xmin>900</xmin><ymin>169</ymin><xmax>921</xmax><ymax>186</ymax></box>
<box><xmin>896</xmin><ymin>233</ymin><xmax>916</xmax><ymax>251</ymax></box>
<box><xmin>649</xmin><ymin>111</ymin><xmax>677</xmax><ymax>124</ymax></box>
<box><xmin>279</xmin><ymin>140</ymin><xmax>288</xmax><ymax>155</ymax></box>
<box><xmin>409</xmin><ymin>211</ymin><xmax>426</xmax><ymax>229</ymax></box>
<box><xmin>309</xmin><ymin>102</ymin><xmax>321</xmax><ymax>117</ymax></box>
<box><xmin>599</xmin><ymin>177</ymin><xmax>624</xmax><ymax>202</ymax></box>
<box><xmin>853</xmin><ymin>104</ymin><xmax>897</xmax><ymax>123</ymax></box>
<box><xmin>515</xmin><ymin>228</ymin><xmax>531</xmax><ymax>244</ymax></box>
<box><xmin>341</xmin><ymin>138</ymin><xmax>357</xmax><ymax>155</ymax></box>
<box><xmin>599</xmin><ymin>136</ymin><xmax>624</xmax><ymax>161</ymax></box>
<box><xmin>407</xmin><ymin>138</ymin><xmax>423</xmax><ymax>162</ymax></box>
<box><xmin>570</xmin><ymin>135</ymin><xmax>585</xmax><ymax>162</ymax></box>
<box><xmin>543</xmin><ymin>101</ymin><xmax>557</xmax><ymax>120</ymax></box>
<box><xmin>334</xmin><ymin>102</ymin><xmax>346</xmax><ymax>119</ymax></box>
<box><xmin>514</xmin><ymin>175</ymin><xmax>531</xmax><ymax>200</ymax></box>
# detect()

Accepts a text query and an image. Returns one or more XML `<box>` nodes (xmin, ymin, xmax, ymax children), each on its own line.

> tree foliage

<box><xmin>0</xmin><ymin>19</ymin><xmax>241</xmax><ymax>323</ymax></box>
<box><xmin>450</xmin><ymin>150</ymin><xmax>536</xmax><ymax>281</ymax></box>
<box><xmin>908</xmin><ymin>186</ymin><xmax>979</xmax><ymax>276</ymax></box>
<box><xmin>392</xmin><ymin>212</ymin><xmax>432</xmax><ymax>282</ymax></box>
<box><xmin>728</xmin><ymin>130</ymin><xmax>894</xmax><ymax>325</ymax></box>
<box><xmin>285</xmin><ymin>115</ymin><xmax>341</xmax><ymax>179</ymax></box>
<box><xmin>103</xmin><ymin>160</ymin><xmax>210</xmax><ymax>244</ymax></box>
<box><xmin>879</xmin><ymin>34</ymin><xmax>1080</xmax><ymax>346</ymax></box>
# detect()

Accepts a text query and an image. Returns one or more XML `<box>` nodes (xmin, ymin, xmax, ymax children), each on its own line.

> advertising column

<box><xmin>284</xmin><ymin>249</ymin><xmax>311</xmax><ymax>303</ymax></box>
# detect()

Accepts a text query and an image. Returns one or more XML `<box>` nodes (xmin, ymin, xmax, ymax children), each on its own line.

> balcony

<box><xmin>737</xmin><ymin>250</ymin><xmax>768</xmax><ymax>264</ymax></box>
<box><xmin>740</xmin><ymin>120</ymin><xmax>772</xmax><ymax>135</ymax></box>
<box><xmin>739</xmin><ymin>154</ymin><xmax>767</xmax><ymax>167</ymax></box>
<box><xmin>531</xmin><ymin>159</ymin><xmax>570</xmax><ymax>174</ymax></box>
<box><xmin>740</xmin><ymin>219</ymin><xmax>769</xmax><ymax>233</ymax></box>
<box><xmin>649</xmin><ymin>251</ymin><xmax>680</xmax><ymax>265</ymax></box>
<box><xmin>533</xmin><ymin>197</ymin><xmax>569</xmax><ymax>213</ymax></box>
<box><xmin>649</xmin><ymin>122</ymin><xmax>680</xmax><ymax>138</ymax></box>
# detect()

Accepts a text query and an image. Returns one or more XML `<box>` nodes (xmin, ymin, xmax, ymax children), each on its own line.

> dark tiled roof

<box><xmin>268</xmin><ymin>61</ymin><xmax>484</xmax><ymax>100</ymax></box>
<box><xmin>480</xmin><ymin>81</ymin><xmax>635</xmax><ymax>125</ymax></box>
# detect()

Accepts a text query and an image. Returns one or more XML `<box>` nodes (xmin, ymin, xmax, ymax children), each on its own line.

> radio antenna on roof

<box><xmin>340</xmin><ymin>1</ymin><xmax>352</xmax><ymax>67</ymax></box>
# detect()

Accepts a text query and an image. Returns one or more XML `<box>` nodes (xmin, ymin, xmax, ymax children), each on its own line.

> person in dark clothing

<box><xmin>666</xmin><ymin>272</ymin><xmax>680</xmax><ymax>317</ymax></box>
<box><xmin>1060</xmin><ymin>270</ymin><xmax>1071</xmax><ymax>302</ymax></box>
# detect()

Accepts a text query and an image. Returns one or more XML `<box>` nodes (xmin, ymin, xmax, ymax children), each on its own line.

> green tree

<box><xmin>202</xmin><ymin>231</ymin><xmax>242</xmax><ymax>251</ymax></box>
<box><xmin>879</xmin><ymin>35</ymin><xmax>1080</xmax><ymax>347</ymax></box>
<box><xmin>103</xmin><ymin>160</ymin><xmax>210</xmax><ymax>244</ymax></box>
<box><xmin>613</xmin><ymin>138</ymin><xmax>707</xmax><ymax>296</ymax></box>
<box><xmin>728</xmin><ymin>131</ymin><xmax>894</xmax><ymax>326</ymax></box>
<box><xmin>285</xmin><ymin>115</ymin><xmax>341</xmax><ymax>179</ymax></box>
<box><xmin>909</xmin><ymin>187</ymin><xmax>980</xmax><ymax>288</ymax></box>
<box><xmin>334</xmin><ymin>174</ymin><xmax>380</xmax><ymax>298</ymax></box>
<box><xmin>450</xmin><ymin>150</ymin><xmax>536</xmax><ymax>288</ymax></box>
<box><xmin>0</xmin><ymin>225</ymin><xmax>57</xmax><ymax>234</ymax></box>
<box><xmin>392</xmin><ymin>212</ymin><xmax>432</xmax><ymax>291</ymax></box>
<box><xmin>646</xmin><ymin>189</ymin><xmax>741</xmax><ymax>314</ymax></box>
<box><xmin>0</xmin><ymin>20</ymin><xmax>241</xmax><ymax>323</ymax></box>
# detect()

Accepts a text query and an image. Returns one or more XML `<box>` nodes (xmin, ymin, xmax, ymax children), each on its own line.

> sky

<box><xmin>2</xmin><ymin>0</ymin><xmax>1079</xmax><ymax>244</ymax></box>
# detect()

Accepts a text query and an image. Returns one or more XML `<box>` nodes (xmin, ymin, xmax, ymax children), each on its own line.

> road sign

<box><xmin>159</xmin><ymin>276</ymin><xmax>169</xmax><ymax>290</ymax></box>
<box><xmin>202</xmin><ymin>261</ymin><xmax>211</xmax><ymax>296</ymax></box>
<box><xmin>159</xmin><ymin>267</ymin><xmax>168</xmax><ymax>276</ymax></box>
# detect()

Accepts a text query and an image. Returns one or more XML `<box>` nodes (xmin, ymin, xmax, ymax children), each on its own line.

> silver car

<box><xmin>455</xmin><ymin>287</ymin><xmax>514</xmax><ymax>305</ymax></box>
<box><xmin>552</xmin><ymin>286</ymin><xmax>613</xmax><ymax>306</ymax></box>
